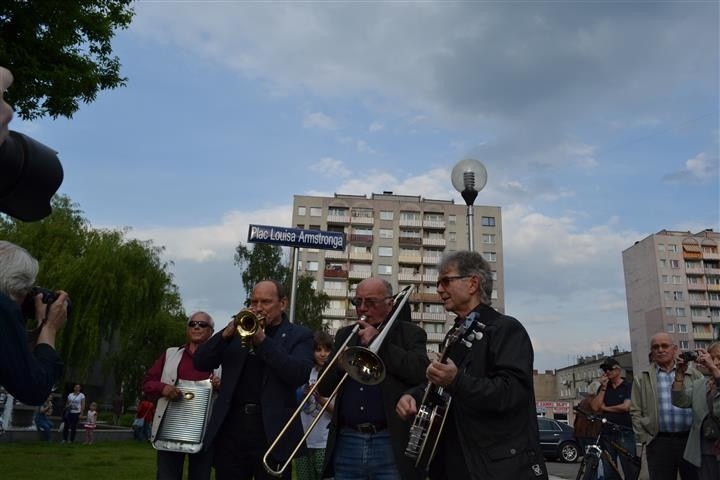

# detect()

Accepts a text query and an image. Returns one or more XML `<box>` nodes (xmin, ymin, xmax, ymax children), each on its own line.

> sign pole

<box><xmin>289</xmin><ymin>247</ymin><xmax>299</xmax><ymax>323</ymax></box>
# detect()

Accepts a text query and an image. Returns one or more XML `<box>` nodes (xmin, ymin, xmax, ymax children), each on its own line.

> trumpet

<box><xmin>262</xmin><ymin>285</ymin><xmax>414</xmax><ymax>476</ymax></box>
<box><xmin>232</xmin><ymin>309</ymin><xmax>265</xmax><ymax>345</ymax></box>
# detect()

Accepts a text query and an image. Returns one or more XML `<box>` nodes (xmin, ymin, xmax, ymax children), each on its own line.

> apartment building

<box><xmin>623</xmin><ymin>229</ymin><xmax>720</xmax><ymax>372</ymax></box>
<box><xmin>291</xmin><ymin>192</ymin><xmax>504</xmax><ymax>351</ymax></box>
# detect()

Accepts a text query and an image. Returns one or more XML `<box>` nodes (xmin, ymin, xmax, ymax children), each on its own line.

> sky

<box><xmin>11</xmin><ymin>1</ymin><xmax>720</xmax><ymax>371</ymax></box>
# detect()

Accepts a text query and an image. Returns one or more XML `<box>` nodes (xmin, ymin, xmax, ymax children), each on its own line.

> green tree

<box><xmin>0</xmin><ymin>195</ymin><xmax>186</xmax><ymax>401</ymax></box>
<box><xmin>234</xmin><ymin>242</ymin><xmax>329</xmax><ymax>330</ymax></box>
<box><xmin>0</xmin><ymin>1</ymin><xmax>134</xmax><ymax>120</ymax></box>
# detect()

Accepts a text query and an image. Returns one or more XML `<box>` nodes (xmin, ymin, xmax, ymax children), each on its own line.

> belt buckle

<box><xmin>356</xmin><ymin>422</ymin><xmax>377</xmax><ymax>434</ymax></box>
<box><xmin>244</xmin><ymin>403</ymin><xmax>259</xmax><ymax>415</ymax></box>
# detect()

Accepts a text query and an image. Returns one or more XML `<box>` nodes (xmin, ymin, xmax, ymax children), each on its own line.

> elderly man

<box><xmin>631</xmin><ymin>332</ymin><xmax>701</xmax><ymax>480</ymax></box>
<box><xmin>0</xmin><ymin>240</ymin><xmax>68</xmax><ymax>405</ymax></box>
<box><xmin>396</xmin><ymin>251</ymin><xmax>547</xmax><ymax>480</ymax></box>
<box><xmin>143</xmin><ymin>311</ymin><xmax>220</xmax><ymax>480</ymax></box>
<box><xmin>194</xmin><ymin>280</ymin><xmax>313</xmax><ymax>480</ymax></box>
<box><xmin>317</xmin><ymin>277</ymin><xmax>429</xmax><ymax>480</ymax></box>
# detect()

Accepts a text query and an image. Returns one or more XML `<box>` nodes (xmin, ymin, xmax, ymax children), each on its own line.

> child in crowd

<box><xmin>83</xmin><ymin>402</ymin><xmax>98</xmax><ymax>444</ymax></box>
<box><xmin>295</xmin><ymin>331</ymin><xmax>334</xmax><ymax>480</ymax></box>
<box><xmin>35</xmin><ymin>393</ymin><xmax>54</xmax><ymax>442</ymax></box>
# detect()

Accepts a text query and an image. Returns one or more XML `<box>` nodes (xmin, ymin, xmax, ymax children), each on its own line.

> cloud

<box><xmin>663</xmin><ymin>152</ymin><xmax>719</xmax><ymax>184</ymax></box>
<box><xmin>309</xmin><ymin>157</ymin><xmax>351</xmax><ymax>178</ymax></box>
<box><xmin>303</xmin><ymin>112</ymin><xmax>337</xmax><ymax>130</ymax></box>
<box><xmin>369</xmin><ymin>121</ymin><xmax>384</xmax><ymax>133</ymax></box>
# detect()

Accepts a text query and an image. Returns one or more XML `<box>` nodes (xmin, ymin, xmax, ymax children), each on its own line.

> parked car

<box><xmin>537</xmin><ymin>416</ymin><xmax>580</xmax><ymax>463</ymax></box>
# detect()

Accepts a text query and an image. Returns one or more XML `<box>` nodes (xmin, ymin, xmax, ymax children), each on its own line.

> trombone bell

<box><xmin>340</xmin><ymin>346</ymin><xmax>385</xmax><ymax>385</ymax></box>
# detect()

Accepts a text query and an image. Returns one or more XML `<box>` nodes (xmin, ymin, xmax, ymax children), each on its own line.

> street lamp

<box><xmin>451</xmin><ymin>158</ymin><xmax>487</xmax><ymax>251</ymax></box>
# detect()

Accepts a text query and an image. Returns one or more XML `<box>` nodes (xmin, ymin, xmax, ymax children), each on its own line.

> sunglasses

<box><xmin>436</xmin><ymin>275</ymin><xmax>472</xmax><ymax>288</ymax></box>
<box><xmin>188</xmin><ymin>321</ymin><xmax>211</xmax><ymax>329</ymax></box>
<box><xmin>350</xmin><ymin>296</ymin><xmax>392</xmax><ymax>308</ymax></box>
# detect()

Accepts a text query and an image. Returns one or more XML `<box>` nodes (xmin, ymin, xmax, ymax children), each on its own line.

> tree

<box><xmin>0</xmin><ymin>195</ymin><xmax>186</xmax><ymax>402</ymax></box>
<box><xmin>0</xmin><ymin>1</ymin><xmax>134</xmax><ymax>120</ymax></box>
<box><xmin>234</xmin><ymin>242</ymin><xmax>329</xmax><ymax>331</ymax></box>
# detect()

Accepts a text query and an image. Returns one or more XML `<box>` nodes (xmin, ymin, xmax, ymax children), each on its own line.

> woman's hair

<box><xmin>708</xmin><ymin>342</ymin><xmax>720</xmax><ymax>357</ymax></box>
<box><xmin>314</xmin><ymin>330</ymin><xmax>333</xmax><ymax>351</ymax></box>
<box><xmin>0</xmin><ymin>240</ymin><xmax>39</xmax><ymax>300</ymax></box>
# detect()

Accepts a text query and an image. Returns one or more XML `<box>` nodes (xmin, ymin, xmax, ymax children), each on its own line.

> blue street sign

<box><xmin>247</xmin><ymin>224</ymin><xmax>346</xmax><ymax>251</ymax></box>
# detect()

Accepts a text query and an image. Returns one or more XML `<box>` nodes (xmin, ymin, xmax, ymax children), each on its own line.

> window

<box><xmin>491</xmin><ymin>289</ymin><xmax>498</xmax><ymax>299</ymax></box>
<box><xmin>379</xmin><ymin>229</ymin><xmax>393</xmax><ymax>239</ymax></box>
<box><xmin>696</xmin><ymin>341</ymin><xmax>710</xmax><ymax>350</ymax></box>
<box><xmin>297</xmin><ymin>206</ymin><xmax>306</xmax><ymax>216</ymax></box>
<box><xmin>662</xmin><ymin>275</ymin><xmax>670</xmax><ymax>284</ymax></box>
<box><xmin>665</xmin><ymin>307</ymin><xmax>674</xmax><ymax>316</ymax></box>
<box><xmin>491</xmin><ymin>271</ymin><xmax>497</xmax><ymax>280</ymax></box>
<box><xmin>660</xmin><ymin>259</ymin><xmax>667</xmax><ymax>267</ymax></box>
<box><xmin>710</xmin><ymin>293</ymin><xmax>720</xmax><ymax>301</ymax></box>
<box><xmin>328</xmin><ymin>206</ymin><xmax>348</xmax><ymax>217</ymax></box>
<box><xmin>686</xmin><ymin>261</ymin><xmax>701</xmax><ymax>269</ymax></box>
<box><xmin>324</xmin><ymin>280</ymin><xmax>345</xmax><ymax>290</ymax></box>
<box><xmin>708</xmin><ymin>277</ymin><xmax>720</xmax><ymax>285</ymax></box>
<box><xmin>483</xmin><ymin>252</ymin><xmax>497</xmax><ymax>262</ymax></box>
<box><xmin>424</xmin><ymin>213</ymin><xmax>444</xmax><ymax>222</ymax></box>
<box><xmin>676</xmin><ymin>307</ymin><xmax>686</xmax><ymax>317</ymax></box>
<box><xmin>673</xmin><ymin>291</ymin><xmax>684</xmax><ymax>301</ymax></box>
<box><xmin>400</xmin><ymin>211</ymin><xmax>420</xmax><ymax>221</ymax></box>
<box><xmin>668</xmin><ymin>244</ymin><xmax>678</xmax><ymax>253</ymax></box>
<box><xmin>448</xmin><ymin>232</ymin><xmax>456</xmax><ymax>242</ymax></box>
<box><xmin>377</xmin><ymin>265</ymin><xmax>392</xmax><ymax>275</ymax></box>
<box><xmin>670</xmin><ymin>260</ymin><xmax>680</xmax><ymax>269</ymax></box>
<box><xmin>657</xmin><ymin>244</ymin><xmax>666</xmax><ymax>252</ymax></box>
<box><xmin>680</xmin><ymin>340</ymin><xmax>689</xmax><ymax>350</ymax></box>
<box><xmin>481</xmin><ymin>216</ymin><xmax>496</xmax><ymax>227</ymax></box>
<box><xmin>448</xmin><ymin>215</ymin><xmax>456</xmax><ymax>225</ymax></box>
<box><xmin>673</xmin><ymin>275</ymin><xmax>683</xmax><ymax>284</ymax></box>
<box><xmin>664</xmin><ymin>291</ymin><xmax>672</xmax><ymax>301</ymax></box>
<box><xmin>310</xmin><ymin>207</ymin><xmax>322</xmax><ymax>217</ymax></box>
<box><xmin>691</xmin><ymin>308</ymin><xmax>707</xmax><ymax>317</ymax></box>
<box><xmin>306</xmin><ymin>261</ymin><xmax>319</xmax><ymax>272</ymax></box>
<box><xmin>352</xmin><ymin>208</ymin><xmax>373</xmax><ymax>218</ymax></box>
<box><xmin>378</xmin><ymin>247</ymin><xmax>393</xmax><ymax>257</ymax></box>
<box><xmin>678</xmin><ymin>324</ymin><xmax>688</xmax><ymax>333</ymax></box>
<box><xmin>482</xmin><ymin>234</ymin><xmax>496</xmax><ymax>244</ymax></box>
<box><xmin>352</xmin><ymin>227</ymin><xmax>373</xmax><ymax>236</ymax></box>
<box><xmin>379</xmin><ymin>210</ymin><xmax>394</xmax><ymax>221</ymax></box>
<box><xmin>666</xmin><ymin>323</ymin><xmax>675</xmax><ymax>333</ymax></box>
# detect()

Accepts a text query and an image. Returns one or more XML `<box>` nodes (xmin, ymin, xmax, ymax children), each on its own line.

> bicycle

<box><xmin>574</xmin><ymin>407</ymin><xmax>641</xmax><ymax>480</ymax></box>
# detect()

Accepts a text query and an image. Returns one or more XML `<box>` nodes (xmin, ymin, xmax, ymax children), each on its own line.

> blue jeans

<box><xmin>333</xmin><ymin>428</ymin><xmax>400</xmax><ymax>480</ymax></box>
<box><xmin>600</xmin><ymin>429</ymin><xmax>636</xmax><ymax>480</ymax></box>
<box><xmin>35</xmin><ymin>413</ymin><xmax>53</xmax><ymax>441</ymax></box>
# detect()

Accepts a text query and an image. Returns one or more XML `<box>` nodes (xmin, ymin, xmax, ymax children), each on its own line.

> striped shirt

<box><xmin>656</xmin><ymin>364</ymin><xmax>693</xmax><ymax>433</ymax></box>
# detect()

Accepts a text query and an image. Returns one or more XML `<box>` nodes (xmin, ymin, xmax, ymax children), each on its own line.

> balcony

<box><xmin>398</xmin><ymin>272</ymin><xmax>422</xmax><ymax>282</ymax></box>
<box><xmin>687</xmin><ymin>282</ymin><xmax>707</xmax><ymax>291</ymax></box>
<box><xmin>704</xmin><ymin>252</ymin><xmax>720</xmax><ymax>260</ymax></box>
<box><xmin>422</xmin><ymin>237</ymin><xmax>446</xmax><ymax>247</ymax></box>
<box><xmin>423</xmin><ymin>273</ymin><xmax>439</xmax><ymax>283</ymax></box>
<box><xmin>709</xmin><ymin>284</ymin><xmax>720</xmax><ymax>292</ymax></box>
<box><xmin>322</xmin><ymin>308</ymin><xmax>347</xmax><ymax>318</ymax></box>
<box><xmin>349</xmin><ymin>252</ymin><xmax>373</xmax><ymax>262</ymax></box>
<box><xmin>324</xmin><ymin>250</ymin><xmax>347</xmax><ymax>260</ymax></box>
<box><xmin>412</xmin><ymin>292</ymin><xmax>442</xmax><ymax>303</ymax></box>
<box><xmin>398</xmin><ymin>255</ymin><xmax>423</xmax><ymax>264</ymax></box>
<box><xmin>350</xmin><ymin>216</ymin><xmax>374</xmax><ymax>225</ymax></box>
<box><xmin>693</xmin><ymin>330</ymin><xmax>714</xmax><ymax>340</ymax></box>
<box><xmin>324</xmin><ymin>268</ymin><xmax>348</xmax><ymax>278</ymax></box>
<box><xmin>350</xmin><ymin>234</ymin><xmax>373</xmax><ymax>244</ymax></box>
<box><xmin>422</xmin><ymin>312</ymin><xmax>447</xmax><ymax>321</ymax></box>
<box><xmin>683</xmin><ymin>251</ymin><xmax>703</xmax><ymax>260</ymax></box>
<box><xmin>327</xmin><ymin>214</ymin><xmax>350</xmax><ymax>224</ymax></box>
<box><xmin>705</xmin><ymin>268</ymin><xmax>720</xmax><ymax>275</ymax></box>
<box><xmin>690</xmin><ymin>299</ymin><xmax>710</xmax><ymax>307</ymax></box>
<box><xmin>399</xmin><ymin>236</ymin><xmax>422</xmax><ymax>246</ymax></box>
<box><xmin>686</xmin><ymin>267</ymin><xmax>704</xmax><ymax>275</ymax></box>
<box><xmin>325</xmin><ymin>288</ymin><xmax>348</xmax><ymax>298</ymax></box>
<box><xmin>423</xmin><ymin>220</ymin><xmax>446</xmax><ymax>229</ymax></box>
<box><xmin>422</xmin><ymin>256</ymin><xmax>440</xmax><ymax>265</ymax></box>
<box><xmin>710</xmin><ymin>300</ymin><xmax>720</xmax><ymax>308</ymax></box>
<box><xmin>427</xmin><ymin>332</ymin><xmax>446</xmax><ymax>342</ymax></box>
<box><xmin>411</xmin><ymin>311</ymin><xmax>423</xmax><ymax>321</ymax></box>
<box><xmin>348</xmin><ymin>270</ymin><xmax>371</xmax><ymax>279</ymax></box>
<box><xmin>399</xmin><ymin>219</ymin><xmax>422</xmax><ymax>227</ymax></box>
<box><xmin>693</xmin><ymin>315</ymin><xmax>712</xmax><ymax>323</ymax></box>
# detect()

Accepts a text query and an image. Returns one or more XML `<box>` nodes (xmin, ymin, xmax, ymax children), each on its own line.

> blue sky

<box><xmin>11</xmin><ymin>2</ymin><xmax>719</xmax><ymax>370</ymax></box>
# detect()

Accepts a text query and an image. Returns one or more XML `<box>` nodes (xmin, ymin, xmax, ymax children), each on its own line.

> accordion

<box><xmin>152</xmin><ymin>379</ymin><xmax>214</xmax><ymax>454</ymax></box>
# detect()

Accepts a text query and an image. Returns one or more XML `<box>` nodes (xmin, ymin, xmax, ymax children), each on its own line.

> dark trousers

<box><xmin>212</xmin><ymin>410</ymin><xmax>291</xmax><ymax>480</ymax></box>
<box><xmin>157</xmin><ymin>449</ymin><xmax>213</xmax><ymax>480</ymax></box>
<box><xmin>63</xmin><ymin>412</ymin><xmax>80</xmax><ymax>442</ymax></box>
<box><xmin>646</xmin><ymin>435</ymin><xmax>698</xmax><ymax>480</ymax></box>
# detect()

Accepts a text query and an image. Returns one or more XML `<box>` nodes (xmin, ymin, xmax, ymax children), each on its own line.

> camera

<box><xmin>680</xmin><ymin>351</ymin><xmax>698</xmax><ymax>362</ymax></box>
<box><xmin>21</xmin><ymin>286</ymin><xmax>72</xmax><ymax>322</ymax></box>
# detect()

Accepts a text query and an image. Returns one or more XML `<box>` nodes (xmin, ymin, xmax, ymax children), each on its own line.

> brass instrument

<box><xmin>262</xmin><ymin>285</ymin><xmax>415</xmax><ymax>477</ymax></box>
<box><xmin>233</xmin><ymin>308</ymin><xmax>265</xmax><ymax>344</ymax></box>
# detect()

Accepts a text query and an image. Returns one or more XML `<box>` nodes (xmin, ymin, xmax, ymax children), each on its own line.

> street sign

<box><xmin>248</xmin><ymin>224</ymin><xmax>346</xmax><ymax>251</ymax></box>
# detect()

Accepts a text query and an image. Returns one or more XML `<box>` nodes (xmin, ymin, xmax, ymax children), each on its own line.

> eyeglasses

<box><xmin>436</xmin><ymin>275</ymin><xmax>472</xmax><ymax>288</ymax></box>
<box><xmin>188</xmin><ymin>321</ymin><xmax>211</xmax><ymax>329</ymax></box>
<box><xmin>651</xmin><ymin>343</ymin><xmax>673</xmax><ymax>350</ymax></box>
<box><xmin>350</xmin><ymin>296</ymin><xmax>392</xmax><ymax>308</ymax></box>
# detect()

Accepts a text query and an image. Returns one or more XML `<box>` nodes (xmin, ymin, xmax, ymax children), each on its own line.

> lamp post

<box><xmin>451</xmin><ymin>158</ymin><xmax>487</xmax><ymax>251</ymax></box>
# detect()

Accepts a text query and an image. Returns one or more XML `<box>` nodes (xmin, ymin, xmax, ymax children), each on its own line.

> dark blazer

<box><xmin>193</xmin><ymin>314</ymin><xmax>313</xmax><ymax>463</ymax></box>
<box><xmin>412</xmin><ymin>303</ymin><xmax>548</xmax><ymax>480</ymax></box>
<box><xmin>318</xmin><ymin>303</ymin><xmax>429</xmax><ymax>480</ymax></box>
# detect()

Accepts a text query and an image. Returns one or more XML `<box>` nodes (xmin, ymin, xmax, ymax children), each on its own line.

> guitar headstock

<box><xmin>440</xmin><ymin>313</ymin><xmax>485</xmax><ymax>352</ymax></box>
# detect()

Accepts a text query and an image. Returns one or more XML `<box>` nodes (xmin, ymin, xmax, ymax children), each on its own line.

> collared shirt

<box><xmin>656</xmin><ymin>363</ymin><xmax>693</xmax><ymax>432</ymax></box>
<box><xmin>338</xmin><ymin>378</ymin><xmax>386</xmax><ymax>427</ymax></box>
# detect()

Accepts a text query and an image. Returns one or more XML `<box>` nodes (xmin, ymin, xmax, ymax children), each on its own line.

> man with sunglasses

<box><xmin>630</xmin><ymin>333</ymin><xmax>701</xmax><ymax>480</ymax></box>
<box><xmin>396</xmin><ymin>250</ymin><xmax>547</xmax><ymax>480</ymax></box>
<box><xmin>591</xmin><ymin>357</ymin><xmax>636</xmax><ymax>480</ymax></box>
<box><xmin>317</xmin><ymin>277</ymin><xmax>429</xmax><ymax>480</ymax></box>
<box><xmin>143</xmin><ymin>311</ymin><xmax>221</xmax><ymax>480</ymax></box>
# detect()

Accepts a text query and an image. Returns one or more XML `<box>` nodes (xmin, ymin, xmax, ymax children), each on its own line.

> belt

<box><xmin>344</xmin><ymin>422</ymin><xmax>387</xmax><ymax>434</ymax></box>
<box><xmin>242</xmin><ymin>403</ymin><xmax>261</xmax><ymax>415</ymax></box>
<box><xmin>656</xmin><ymin>431</ymin><xmax>690</xmax><ymax>438</ymax></box>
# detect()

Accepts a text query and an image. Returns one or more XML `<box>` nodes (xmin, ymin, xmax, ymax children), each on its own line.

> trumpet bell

<box><xmin>340</xmin><ymin>346</ymin><xmax>386</xmax><ymax>385</ymax></box>
<box><xmin>233</xmin><ymin>309</ymin><xmax>265</xmax><ymax>343</ymax></box>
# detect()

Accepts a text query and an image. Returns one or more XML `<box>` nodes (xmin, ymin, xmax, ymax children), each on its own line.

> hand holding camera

<box><xmin>22</xmin><ymin>287</ymin><xmax>70</xmax><ymax>349</ymax></box>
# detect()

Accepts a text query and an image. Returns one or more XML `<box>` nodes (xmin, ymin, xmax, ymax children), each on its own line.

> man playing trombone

<box><xmin>194</xmin><ymin>280</ymin><xmax>314</xmax><ymax>480</ymax></box>
<box><xmin>317</xmin><ymin>277</ymin><xmax>429</xmax><ymax>480</ymax></box>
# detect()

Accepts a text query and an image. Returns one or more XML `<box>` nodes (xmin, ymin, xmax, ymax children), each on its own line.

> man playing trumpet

<box><xmin>194</xmin><ymin>280</ymin><xmax>314</xmax><ymax>480</ymax></box>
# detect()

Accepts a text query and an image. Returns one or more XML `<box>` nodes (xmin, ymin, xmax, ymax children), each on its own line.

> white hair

<box><xmin>188</xmin><ymin>310</ymin><xmax>214</xmax><ymax>329</ymax></box>
<box><xmin>0</xmin><ymin>241</ymin><xmax>39</xmax><ymax>300</ymax></box>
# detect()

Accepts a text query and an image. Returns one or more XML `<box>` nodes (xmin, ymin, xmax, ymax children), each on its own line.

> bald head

<box><xmin>650</xmin><ymin>332</ymin><xmax>677</xmax><ymax>369</ymax></box>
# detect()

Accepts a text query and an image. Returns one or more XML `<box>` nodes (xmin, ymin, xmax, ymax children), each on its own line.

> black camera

<box><xmin>680</xmin><ymin>351</ymin><xmax>698</xmax><ymax>362</ymax></box>
<box><xmin>21</xmin><ymin>286</ymin><xmax>71</xmax><ymax>322</ymax></box>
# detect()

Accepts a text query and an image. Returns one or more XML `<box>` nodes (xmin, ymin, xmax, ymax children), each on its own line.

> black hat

<box><xmin>599</xmin><ymin>358</ymin><xmax>620</xmax><ymax>370</ymax></box>
<box><xmin>0</xmin><ymin>131</ymin><xmax>63</xmax><ymax>221</ymax></box>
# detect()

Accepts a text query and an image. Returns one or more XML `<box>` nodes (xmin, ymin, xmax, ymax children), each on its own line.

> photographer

<box><xmin>0</xmin><ymin>240</ymin><xmax>68</xmax><ymax>405</ymax></box>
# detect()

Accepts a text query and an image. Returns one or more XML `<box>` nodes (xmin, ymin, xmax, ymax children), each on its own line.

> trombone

<box><xmin>262</xmin><ymin>285</ymin><xmax>415</xmax><ymax>477</ymax></box>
